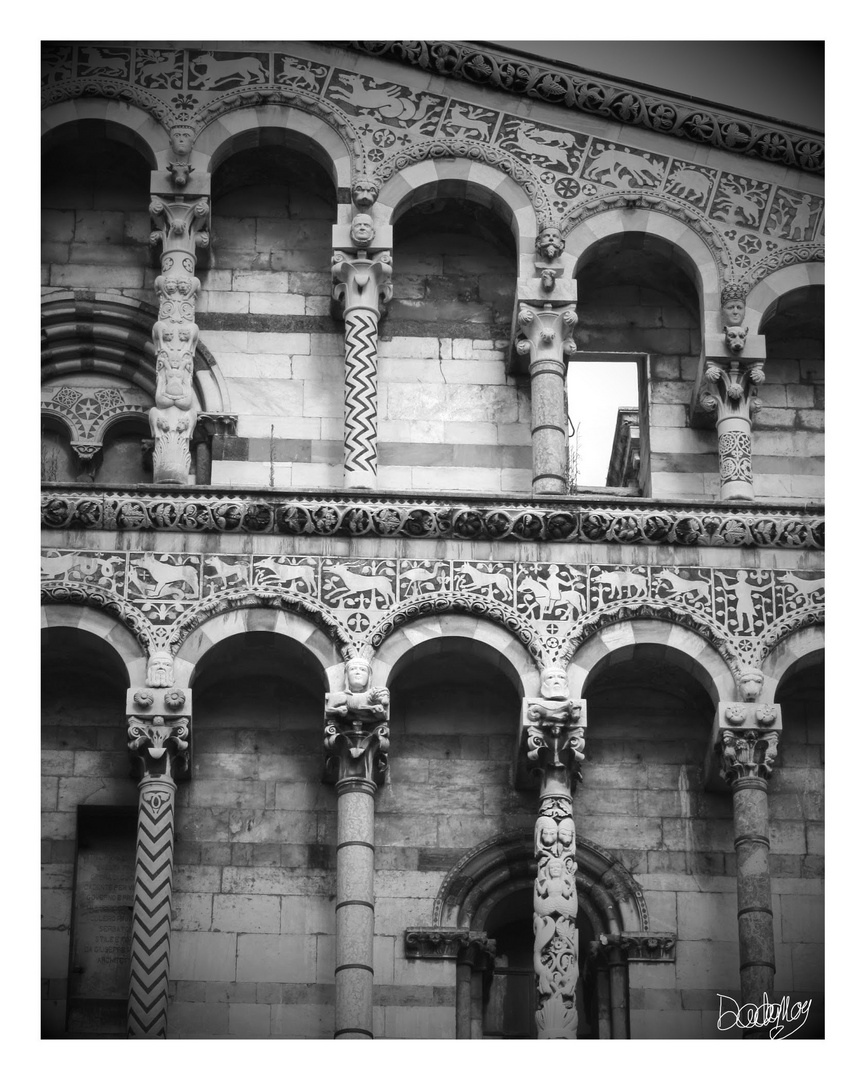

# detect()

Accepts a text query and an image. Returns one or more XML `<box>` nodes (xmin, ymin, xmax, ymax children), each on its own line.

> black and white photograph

<box><xmin>38</xmin><ymin>33</ymin><xmax>826</xmax><ymax>1046</ymax></box>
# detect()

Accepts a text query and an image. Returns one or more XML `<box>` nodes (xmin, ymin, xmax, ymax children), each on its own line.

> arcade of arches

<box><xmin>42</xmin><ymin>40</ymin><xmax>823</xmax><ymax>1040</ymax></box>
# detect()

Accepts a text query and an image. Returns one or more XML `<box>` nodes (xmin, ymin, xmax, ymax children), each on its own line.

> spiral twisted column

<box><xmin>125</xmin><ymin>660</ymin><xmax>191</xmax><ymax>1038</ymax></box>
<box><xmin>519</xmin><ymin>666</ymin><xmax>587</xmax><ymax>1038</ymax></box>
<box><xmin>324</xmin><ymin>658</ymin><xmax>390</xmax><ymax>1038</ymax></box>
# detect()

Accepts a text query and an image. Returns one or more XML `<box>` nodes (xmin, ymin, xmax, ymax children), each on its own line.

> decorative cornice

<box><xmin>342</xmin><ymin>41</ymin><xmax>824</xmax><ymax>174</ymax></box>
<box><xmin>593</xmin><ymin>931</ymin><xmax>677</xmax><ymax>963</ymax></box>
<box><xmin>41</xmin><ymin>486</ymin><xmax>825</xmax><ymax>550</ymax></box>
<box><xmin>404</xmin><ymin>928</ymin><xmax>496</xmax><ymax>963</ymax></box>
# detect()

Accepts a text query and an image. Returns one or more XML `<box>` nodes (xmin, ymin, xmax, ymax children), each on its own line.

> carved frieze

<box><xmin>42</xmin><ymin>43</ymin><xmax>824</xmax><ymax>285</ymax></box>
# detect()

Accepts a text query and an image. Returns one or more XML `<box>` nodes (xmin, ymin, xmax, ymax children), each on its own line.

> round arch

<box><xmin>565</xmin><ymin>206</ymin><xmax>721</xmax><ymax>338</ymax></box>
<box><xmin>371</xmin><ymin>612</ymin><xmax>541</xmax><ymax>699</ymax></box>
<box><xmin>760</xmin><ymin>624</ymin><xmax>825</xmax><ymax>702</ymax></box>
<box><xmin>41</xmin><ymin>292</ymin><xmax>230</xmax><ymax>414</ymax></box>
<box><xmin>375</xmin><ymin>159</ymin><xmax>536</xmax><ymax>254</ymax></box>
<box><xmin>567</xmin><ymin>618</ymin><xmax>736</xmax><ymax>705</ymax></box>
<box><xmin>749</xmin><ymin>262</ymin><xmax>825</xmax><ymax>331</ymax></box>
<box><xmin>432</xmin><ymin>831</ymin><xmax>648</xmax><ymax>936</ymax></box>
<box><xmin>194</xmin><ymin>105</ymin><xmax>352</xmax><ymax>191</ymax></box>
<box><xmin>42</xmin><ymin>602</ymin><xmax>147</xmax><ymax>686</ymax></box>
<box><xmin>41</xmin><ymin>102</ymin><xmax>164</xmax><ymax>167</ymax></box>
<box><xmin>174</xmin><ymin>605</ymin><xmax>345</xmax><ymax>691</ymax></box>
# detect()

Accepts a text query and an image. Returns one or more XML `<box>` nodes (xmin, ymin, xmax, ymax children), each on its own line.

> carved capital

<box><xmin>699</xmin><ymin>360</ymin><xmax>762</xmax><ymax>423</ymax></box>
<box><xmin>127</xmin><ymin>685</ymin><xmax>191</xmax><ymax>779</ymax></box>
<box><xmin>149</xmin><ymin>197</ymin><xmax>210</xmax><ymax>260</ymax></box>
<box><xmin>593</xmin><ymin>931</ymin><xmax>677</xmax><ymax>963</ymax></box>
<box><xmin>404</xmin><ymin>928</ymin><xmax>496</xmax><ymax>967</ymax></box>
<box><xmin>715</xmin><ymin>698</ymin><xmax>782</xmax><ymax>784</ymax></box>
<box><xmin>514</xmin><ymin>302</ymin><xmax>577</xmax><ymax>375</ymax></box>
<box><xmin>332</xmin><ymin>251</ymin><xmax>393</xmax><ymax>316</ymax></box>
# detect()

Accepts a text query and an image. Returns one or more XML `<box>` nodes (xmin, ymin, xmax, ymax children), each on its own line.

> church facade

<box><xmin>41</xmin><ymin>40</ymin><xmax>824</xmax><ymax>1039</ymax></box>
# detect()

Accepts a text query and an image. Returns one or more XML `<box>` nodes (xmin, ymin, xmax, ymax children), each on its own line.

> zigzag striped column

<box><xmin>332</xmin><ymin>252</ymin><xmax>393</xmax><ymax>490</ymax></box>
<box><xmin>126</xmin><ymin>681</ymin><xmax>191</xmax><ymax>1038</ymax></box>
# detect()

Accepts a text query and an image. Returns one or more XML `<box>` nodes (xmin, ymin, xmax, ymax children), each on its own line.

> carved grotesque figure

<box><xmin>169</xmin><ymin>126</ymin><xmax>194</xmax><ymax>157</ymax></box>
<box><xmin>724</xmin><ymin>325</ymin><xmax>749</xmax><ymax>353</ymax></box>
<box><xmin>167</xmin><ymin>161</ymin><xmax>195</xmax><ymax>187</ymax></box>
<box><xmin>326</xmin><ymin>657</ymin><xmax>390</xmax><ymax>719</ymax></box>
<box><xmin>351</xmin><ymin>176</ymin><xmax>380</xmax><ymax>210</ymax></box>
<box><xmin>535</xmin><ymin>226</ymin><xmax>565</xmax><ymax>262</ymax></box>
<box><xmin>349</xmin><ymin>213</ymin><xmax>376</xmax><ymax>249</ymax></box>
<box><xmin>721</xmin><ymin>285</ymin><xmax>748</xmax><ymax>327</ymax></box>
<box><xmin>738</xmin><ymin>667</ymin><xmax>764</xmax><ymax>703</ymax></box>
<box><xmin>540</xmin><ymin>665</ymin><xmax>570</xmax><ymax>700</ymax></box>
<box><xmin>146</xmin><ymin>651</ymin><xmax>175</xmax><ymax>688</ymax></box>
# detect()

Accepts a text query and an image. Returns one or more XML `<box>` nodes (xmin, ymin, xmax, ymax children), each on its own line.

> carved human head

<box><xmin>535</xmin><ymin>815</ymin><xmax>558</xmax><ymax>851</ymax></box>
<box><xmin>738</xmin><ymin>667</ymin><xmax>764</xmax><ymax>702</ymax></box>
<box><xmin>535</xmin><ymin>226</ymin><xmax>565</xmax><ymax>262</ymax></box>
<box><xmin>350</xmin><ymin>214</ymin><xmax>376</xmax><ymax>248</ymax></box>
<box><xmin>146</xmin><ymin>651</ymin><xmax>175</xmax><ymax>688</ymax></box>
<box><xmin>724</xmin><ymin>325</ymin><xmax>748</xmax><ymax>353</ymax></box>
<box><xmin>345</xmin><ymin>657</ymin><xmax>372</xmax><ymax>692</ymax></box>
<box><xmin>540</xmin><ymin>665</ymin><xmax>570</xmax><ymax>701</ymax></box>
<box><xmin>351</xmin><ymin>176</ymin><xmax>380</xmax><ymax>210</ymax></box>
<box><xmin>169</xmin><ymin>126</ymin><xmax>194</xmax><ymax>157</ymax></box>
<box><xmin>721</xmin><ymin>284</ymin><xmax>748</xmax><ymax>327</ymax></box>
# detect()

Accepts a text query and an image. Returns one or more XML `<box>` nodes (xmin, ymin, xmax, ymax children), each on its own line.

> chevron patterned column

<box><xmin>126</xmin><ymin>667</ymin><xmax>191</xmax><ymax>1038</ymax></box>
<box><xmin>332</xmin><ymin>226</ymin><xmax>392</xmax><ymax>490</ymax></box>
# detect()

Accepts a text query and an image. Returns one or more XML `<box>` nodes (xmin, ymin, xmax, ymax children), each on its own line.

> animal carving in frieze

<box><xmin>583</xmin><ymin>145</ymin><xmax>665</xmax><ymax>188</ymax></box>
<box><xmin>189</xmin><ymin>52</ymin><xmax>268</xmax><ymax>89</ymax></box>
<box><xmin>655</xmin><ymin>569</ymin><xmax>711</xmax><ymax>604</ymax></box>
<box><xmin>277</xmin><ymin>56</ymin><xmax>325</xmax><ymax>92</ymax></box>
<box><xmin>328</xmin><ymin>73</ymin><xmax>440</xmax><ymax>124</ymax></box>
<box><xmin>324</xmin><ymin>563</ymin><xmax>395</xmax><ymax>608</ymax></box>
<box><xmin>665</xmin><ymin>165</ymin><xmax>715</xmax><ymax>204</ymax></box>
<box><xmin>592</xmin><ymin>567</ymin><xmax>649</xmax><ymax>601</ymax></box>
<box><xmin>129</xmin><ymin>554</ymin><xmax>198</xmax><ymax>600</ymax></box>
<box><xmin>442</xmin><ymin>102</ymin><xmax>495</xmax><ymax>139</ymax></box>
<box><xmin>77</xmin><ymin>46</ymin><xmax>129</xmax><ymax>79</ymax></box>
<box><xmin>253</xmin><ymin>557</ymin><xmax>316</xmax><ymax>591</ymax></box>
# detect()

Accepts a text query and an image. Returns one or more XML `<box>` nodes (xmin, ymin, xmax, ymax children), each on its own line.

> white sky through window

<box><xmin>566</xmin><ymin>361</ymin><xmax>639</xmax><ymax>487</ymax></box>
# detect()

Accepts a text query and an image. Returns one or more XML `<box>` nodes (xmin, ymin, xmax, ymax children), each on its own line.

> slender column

<box><xmin>147</xmin><ymin>196</ymin><xmax>210</xmax><ymax>484</ymax></box>
<box><xmin>715</xmin><ymin>668</ymin><xmax>782</xmax><ymax>1032</ymax></box>
<box><xmin>332</xmin><ymin>210</ymin><xmax>393</xmax><ymax>490</ymax></box>
<box><xmin>515</xmin><ymin>303</ymin><xmax>578</xmax><ymax>496</ymax></box>
<box><xmin>125</xmin><ymin>651</ymin><xmax>191</xmax><ymax>1038</ymax></box>
<box><xmin>700</xmin><ymin>284</ymin><xmax>766</xmax><ymax>500</ymax></box>
<box><xmin>607</xmin><ymin>945</ymin><xmax>630</xmax><ymax>1040</ymax></box>
<box><xmin>521</xmin><ymin>666</ymin><xmax>587</xmax><ymax>1038</ymax></box>
<box><xmin>325</xmin><ymin>657</ymin><xmax>390</xmax><ymax>1038</ymax></box>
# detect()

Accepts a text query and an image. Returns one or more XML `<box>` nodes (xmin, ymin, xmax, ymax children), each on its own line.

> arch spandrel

<box><xmin>749</xmin><ymin>262</ymin><xmax>825</xmax><ymax>331</ymax></box>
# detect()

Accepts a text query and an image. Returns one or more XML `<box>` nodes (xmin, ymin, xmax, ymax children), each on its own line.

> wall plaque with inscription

<box><xmin>67</xmin><ymin>810</ymin><xmax>135</xmax><ymax>1035</ymax></box>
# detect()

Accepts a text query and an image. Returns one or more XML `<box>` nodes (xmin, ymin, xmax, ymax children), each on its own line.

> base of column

<box><xmin>344</xmin><ymin>468</ymin><xmax>378</xmax><ymax>491</ymax></box>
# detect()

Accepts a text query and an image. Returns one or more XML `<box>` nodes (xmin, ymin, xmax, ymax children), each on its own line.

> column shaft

<box><xmin>343</xmin><ymin>309</ymin><xmax>380</xmax><ymax>487</ymax></box>
<box><xmin>607</xmin><ymin>946</ymin><xmax>630</xmax><ymax>1040</ymax></box>
<box><xmin>334</xmin><ymin>777</ymin><xmax>376</xmax><ymax>1038</ymax></box>
<box><xmin>717</xmin><ymin>413</ymin><xmax>754</xmax><ymax>500</ymax></box>
<box><xmin>455</xmin><ymin>960</ymin><xmax>473</xmax><ymax>1039</ymax></box>
<box><xmin>128</xmin><ymin>775</ymin><xmax>177</xmax><ymax>1037</ymax></box>
<box><xmin>732</xmin><ymin>777</ymin><xmax>775</xmax><ymax>1017</ymax></box>
<box><xmin>530</xmin><ymin>360</ymin><xmax>569</xmax><ymax>494</ymax></box>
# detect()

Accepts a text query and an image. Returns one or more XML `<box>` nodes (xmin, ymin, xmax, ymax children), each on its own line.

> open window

<box><xmin>566</xmin><ymin>354</ymin><xmax>648</xmax><ymax>494</ymax></box>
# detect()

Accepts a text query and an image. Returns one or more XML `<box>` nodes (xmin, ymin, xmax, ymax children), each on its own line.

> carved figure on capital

<box><xmin>146</xmin><ymin>650</ymin><xmax>176</xmax><ymax>688</ymax></box>
<box><xmin>515</xmin><ymin>303</ymin><xmax>578</xmax><ymax>369</ymax></box>
<box><xmin>525</xmin><ymin>667</ymin><xmax>586</xmax><ymax>779</ymax></box>
<box><xmin>324</xmin><ymin>657</ymin><xmax>390</xmax><ymax>783</ymax></box>
<box><xmin>332</xmin><ymin>250</ymin><xmax>393</xmax><ymax>314</ymax></box>
<box><xmin>536</xmin><ymin>226</ymin><xmax>565</xmax><ymax>262</ymax></box>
